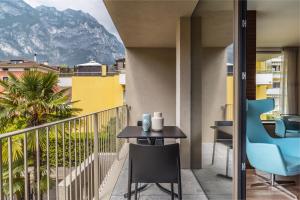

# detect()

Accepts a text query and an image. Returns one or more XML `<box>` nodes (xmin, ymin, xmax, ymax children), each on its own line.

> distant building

<box><xmin>74</xmin><ymin>60</ymin><xmax>110</xmax><ymax>76</ymax></box>
<box><xmin>0</xmin><ymin>59</ymin><xmax>58</xmax><ymax>79</ymax></box>
<box><xmin>0</xmin><ymin>59</ymin><xmax>58</xmax><ymax>91</ymax></box>
<box><xmin>256</xmin><ymin>56</ymin><xmax>283</xmax><ymax>119</ymax></box>
<box><xmin>114</xmin><ymin>58</ymin><xmax>126</xmax><ymax>71</ymax></box>
<box><xmin>69</xmin><ymin>59</ymin><xmax>126</xmax><ymax>114</ymax></box>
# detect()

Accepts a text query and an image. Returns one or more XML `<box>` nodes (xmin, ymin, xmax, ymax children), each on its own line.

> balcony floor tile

<box><xmin>110</xmin><ymin>159</ymin><xmax>207</xmax><ymax>200</ymax></box>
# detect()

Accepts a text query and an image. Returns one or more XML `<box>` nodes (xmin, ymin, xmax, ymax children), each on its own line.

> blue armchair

<box><xmin>247</xmin><ymin>99</ymin><xmax>300</xmax><ymax>199</ymax></box>
<box><xmin>275</xmin><ymin>116</ymin><xmax>300</xmax><ymax>137</ymax></box>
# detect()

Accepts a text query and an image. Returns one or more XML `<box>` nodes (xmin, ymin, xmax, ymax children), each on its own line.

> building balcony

<box><xmin>0</xmin><ymin>105</ymin><xmax>205</xmax><ymax>200</ymax></box>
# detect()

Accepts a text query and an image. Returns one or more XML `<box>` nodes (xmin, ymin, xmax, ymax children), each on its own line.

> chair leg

<box><xmin>225</xmin><ymin>146</ymin><xmax>230</xmax><ymax>176</ymax></box>
<box><xmin>251</xmin><ymin>173</ymin><xmax>298</xmax><ymax>200</ymax></box>
<box><xmin>212</xmin><ymin>136</ymin><xmax>216</xmax><ymax>165</ymax></box>
<box><xmin>178</xmin><ymin>172</ymin><xmax>182</xmax><ymax>200</ymax></box>
<box><xmin>127</xmin><ymin>182</ymin><xmax>131</xmax><ymax>200</ymax></box>
<box><xmin>171</xmin><ymin>183</ymin><xmax>174</xmax><ymax>200</ymax></box>
<box><xmin>178</xmin><ymin>181</ymin><xmax>182</xmax><ymax>200</ymax></box>
<box><xmin>128</xmin><ymin>163</ymin><xmax>132</xmax><ymax>200</ymax></box>
<box><xmin>135</xmin><ymin>183</ymin><xmax>138</xmax><ymax>200</ymax></box>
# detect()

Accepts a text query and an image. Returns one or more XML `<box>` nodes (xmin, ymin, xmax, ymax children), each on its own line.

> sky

<box><xmin>24</xmin><ymin>0</ymin><xmax>122</xmax><ymax>42</ymax></box>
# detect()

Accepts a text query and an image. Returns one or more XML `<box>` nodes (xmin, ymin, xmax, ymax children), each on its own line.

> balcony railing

<box><xmin>59</xmin><ymin>72</ymin><xmax>119</xmax><ymax>77</ymax></box>
<box><xmin>0</xmin><ymin>105</ymin><xmax>128</xmax><ymax>200</ymax></box>
<box><xmin>256</xmin><ymin>69</ymin><xmax>281</xmax><ymax>74</ymax></box>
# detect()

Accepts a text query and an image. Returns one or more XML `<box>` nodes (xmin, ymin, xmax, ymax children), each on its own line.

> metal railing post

<box><xmin>93</xmin><ymin>113</ymin><xmax>99</xmax><ymax>200</ymax></box>
<box><xmin>0</xmin><ymin>140</ymin><xmax>3</xmax><ymax>200</ymax></box>
<box><xmin>8</xmin><ymin>137</ymin><xmax>13</xmax><ymax>200</ymax></box>
<box><xmin>126</xmin><ymin>105</ymin><xmax>129</xmax><ymax>127</ymax></box>
<box><xmin>116</xmin><ymin>107</ymin><xmax>120</xmax><ymax>160</ymax></box>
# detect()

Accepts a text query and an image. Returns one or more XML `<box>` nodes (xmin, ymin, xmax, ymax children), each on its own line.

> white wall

<box><xmin>200</xmin><ymin>48</ymin><xmax>227</xmax><ymax>143</ymax></box>
<box><xmin>191</xmin><ymin>15</ymin><xmax>228</xmax><ymax>168</ymax></box>
<box><xmin>256</xmin><ymin>74</ymin><xmax>273</xmax><ymax>85</ymax></box>
<box><xmin>58</xmin><ymin>77</ymin><xmax>72</xmax><ymax>87</ymax></box>
<box><xmin>126</xmin><ymin>48</ymin><xmax>176</xmax><ymax>126</ymax></box>
<box><xmin>176</xmin><ymin>17</ymin><xmax>191</xmax><ymax>168</ymax></box>
<box><xmin>192</xmin><ymin>48</ymin><xmax>228</xmax><ymax>168</ymax></box>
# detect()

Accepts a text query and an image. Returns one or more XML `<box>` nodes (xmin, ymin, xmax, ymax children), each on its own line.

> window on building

<box><xmin>256</xmin><ymin>52</ymin><xmax>283</xmax><ymax>120</ymax></box>
<box><xmin>3</xmin><ymin>77</ymin><xmax>8</xmax><ymax>81</ymax></box>
<box><xmin>273</xmin><ymin>82</ymin><xmax>280</xmax><ymax>88</ymax></box>
<box><xmin>227</xmin><ymin>64</ymin><xmax>234</xmax><ymax>76</ymax></box>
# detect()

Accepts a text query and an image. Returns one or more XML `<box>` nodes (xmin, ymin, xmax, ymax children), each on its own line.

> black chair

<box><xmin>128</xmin><ymin>143</ymin><xmax>182</xmax><ymax>200</ymax></box>
<box><xmin>211</xmin><ymin>121</ymin><xmax>233</xmax><ymax>179</ymax></box>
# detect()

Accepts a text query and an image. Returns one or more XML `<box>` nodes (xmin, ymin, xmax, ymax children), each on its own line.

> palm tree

<box><xmin>0</xmin><ymin>71</ymin><xmax>78</xmax><ymax>127</ymax></box>
<box><xmin>0</xmin><ymin>71</ymin><xmax>80</xmax><ymax>199</ymax></box>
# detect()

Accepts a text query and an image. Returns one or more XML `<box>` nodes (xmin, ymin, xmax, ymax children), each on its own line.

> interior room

<box><xmin>246</xmin><ymin>0</ymin><xmax>300</xmax><ymax>199</ymax></box>
<box><xmin>191</xmin><ymin>0</ymin><xmax>300</xmax><ymax>200</ymax></box>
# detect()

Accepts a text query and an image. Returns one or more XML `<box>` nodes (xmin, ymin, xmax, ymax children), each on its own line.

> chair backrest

<box><xmin>281</xmin><ymin>115</ymin><xmax>300</xmax><ymax>130</ymax></box>
<box><xmin>129</xmin><ymin>143</ymin><xmax>180</xmax><ymax>183</ymax></box>
<box><xmin>137</xmin><ymin>120</ymin><xmax>142</xmax><ymax>126</ymax></box>
<box><xmin>246</xmin><ymin>99</ymin><xmax>274</xmax><ymax>143</ymax></box>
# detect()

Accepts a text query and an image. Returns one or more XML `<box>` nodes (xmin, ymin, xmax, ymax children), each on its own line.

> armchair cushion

<box><xmin>275</xmin><ymin>118</ymin><xmax>300</xmax><ymax>137</ymax></box>
<box><xmin>286</xmin><ymin>131</ymin><xmax>300</xmax><ymax>138</ymax></box>
<box><xmin>282</xmin><ymin>115</ymin><xmax>300</xmax><ymax>130</ymax></box>
<box><xmin>286</xmin><ymin>130</ymin><xmax>300</xmax><ymax>134</ymax></box>
<box><xmin>247</xmin><ymin>141</ymin><xmax>286</xmax><ymax>175</ymax></box>
<box><xmin>247</xmin><ymin>99</ymin><xmax>300</xmax><ymax>177</ymax></box>
<box><xmin>275</xmin><ymin>119</ymin><xmax>286</xmax><ymax>137</ymax></box>
<box><xmin>284</xmin><ymin>155</ymin><xmax>300</xmax><ymax>175</ymax></box>
<box><xmin>274</xmin><ymin>137</ymin><xmax>300</xmax><ymax>158</ymax></box>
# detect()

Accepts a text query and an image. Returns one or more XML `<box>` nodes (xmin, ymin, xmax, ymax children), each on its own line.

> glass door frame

<box><xmin>234</xmin><ymin>0</ymin><xmax>247</xmax><ymax>199</ymax></box>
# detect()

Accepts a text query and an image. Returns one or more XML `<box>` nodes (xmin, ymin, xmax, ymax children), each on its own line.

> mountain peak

<box><xmin>0</xmin><ymin>0</ymin><xmax>125</xmax><ymax>66</ymax></box>
<box><xmin>36</xmin><ymin>5</ymin><xmax>57</xmax><ymax>11</ymax></box>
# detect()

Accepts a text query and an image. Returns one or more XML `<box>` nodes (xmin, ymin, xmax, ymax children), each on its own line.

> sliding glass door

<box><xmin>190</xmin><ymin>0</ymin><xmax>236</xmax><ymax>199</ymax></box>
<box><xmin>190</xmin><ymin>0</ymin><xmax>249</xmax><ymax>199</ymax></box>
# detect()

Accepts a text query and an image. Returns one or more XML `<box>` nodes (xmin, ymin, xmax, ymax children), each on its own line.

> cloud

<box><xmin>24</xmin><ymin>0</ymin><xmax>122</xmax><ymax>42</ymax></box>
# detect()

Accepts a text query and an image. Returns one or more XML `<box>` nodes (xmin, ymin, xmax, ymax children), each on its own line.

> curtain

<box><xmin>281</xmin><ymin>48</ymin><xmax>299</xmax><ymax>114</ymax></box>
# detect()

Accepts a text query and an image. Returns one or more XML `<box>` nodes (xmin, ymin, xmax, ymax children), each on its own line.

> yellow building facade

<box><xmin>72</xmin><ymin>75</ymin><xmax>124</xmax><ymax>114</ymax></box>
<box><xmin>256</xmin><ymin>61</ymin><xmax>270</xmax><ymax>100</ymax></box>
<box><xmin>226</xmin><ymin>76</ymin><xmax>234</xmax><ymax>120</ymax></box>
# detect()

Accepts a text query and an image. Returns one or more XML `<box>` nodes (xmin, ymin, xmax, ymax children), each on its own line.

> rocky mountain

<box><xmin>0</xmin><ymin>0</ymin><xmax>125</xmax><ymax>66</ymax></box>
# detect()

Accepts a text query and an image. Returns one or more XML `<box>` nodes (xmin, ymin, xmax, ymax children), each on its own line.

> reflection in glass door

<box><xmin>190</xmin><ymin>0</ymin><xmax>235</xmax><ymax>199</ymax></box>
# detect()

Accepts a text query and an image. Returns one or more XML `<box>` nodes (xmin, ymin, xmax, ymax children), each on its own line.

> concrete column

<box><xmin>176</xmin><ymin>17</ymin><xmax>191</xmax><ymax>169</ymax></box>
<box><xmin>126</xmin><ymin>48</ymin><xmax>176</xmax><ymax>126</ymax></box>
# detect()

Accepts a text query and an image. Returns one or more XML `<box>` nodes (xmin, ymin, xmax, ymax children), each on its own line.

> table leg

<box><xmin>212</xmin><ymin>133</ymin><xmax>216</xmax><ymax>165</ymax></box>
<box><xmin>156</xmin><ymin>183</ymin><xmax>179</xmax><ymax>198</ymax></box>
<box><xmin>124</xmin><ymin>184</ymin><xmax>148</xmax><ymax>198</ymax></box>
<box><xmin>216</xmin><ymin>146</ymin><xmax>232</xmax><ymax>180</ymax></box>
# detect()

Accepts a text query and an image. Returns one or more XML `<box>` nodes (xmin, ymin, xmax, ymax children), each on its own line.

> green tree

<box><xmin>0</xmin><ymin>71</ymin><xmax>78</xmax><ymax>127</ymax></box>
<box><xmin>0</xmin><ymin>71</ymin><xmax>80</xmax><ymax>199</ymax></box>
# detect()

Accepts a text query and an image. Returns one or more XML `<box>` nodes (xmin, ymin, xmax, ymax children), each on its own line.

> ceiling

<box><xmin>104</xmin><ymin>0</ymin><xmax>299</xmax><ymax>48</ymax></box>
<box><xmin>248</xmin><ymin>0</ymin><xmax>300</xmax><ymax>48</ymax></box>
<box><xmin>104</xmin><ymin>0</ymin><xmax>198</xmax><ymax>48</ymax></box>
